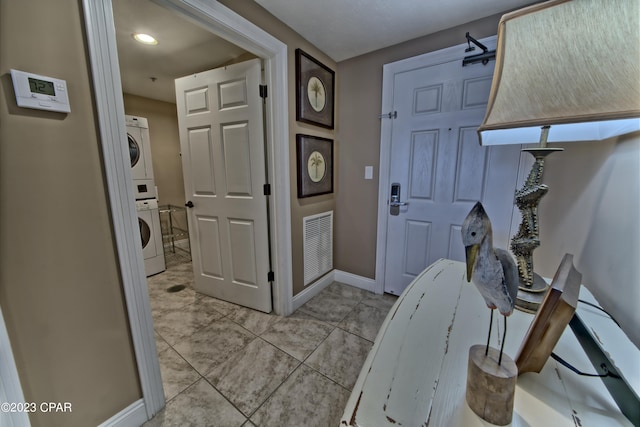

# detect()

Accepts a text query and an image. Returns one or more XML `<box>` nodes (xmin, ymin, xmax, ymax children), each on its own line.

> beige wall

<box><xmin>535</xmin><ymin>134</ymin><xmax>640</xmax><ymax>348</ymax></box>
<box><xmin>335</xmin><ymin>14</ymin><xmax>503</xmax><ymax>279</ymax></box>
<box><xmin>0</xmin><ymin>1</ymin><xmax>142</xmax><ymax>426</ymax></box>
<box><xmin>123</xmin><ymin>93</ymin><xmax>185</xmax><ymax>207</ymax></box>
<box><xmin>219</xmin><ymin>0</ymin><xmax>337</xmax><ymax>295</ymax></box>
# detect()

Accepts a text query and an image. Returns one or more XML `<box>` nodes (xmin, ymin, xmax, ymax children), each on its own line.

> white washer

<box><xmin>136</xmin><ymin>198</ymin><xmax>165</xmax><ymax>276</ymax></box>
<box><xmin>126</xmin><ymin>115</ymin><xmax>156</xmax><ymax>200</ymax></box>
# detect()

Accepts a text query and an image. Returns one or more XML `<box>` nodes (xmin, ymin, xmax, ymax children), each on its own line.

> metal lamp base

<box><xmin>515</xmin><ymin>273</ymin><xmax>549</xmax><ymax>313</ymax></box>
<box><xmin>511</xmin><ymin>128</ymin><xmax>562</xmax><ymax>314</ymax></box>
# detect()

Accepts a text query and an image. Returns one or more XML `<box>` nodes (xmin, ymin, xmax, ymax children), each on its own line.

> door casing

<box><xmin>0</xmin><ymin>304</ymin><xmax>29</xmax><ymax>427</ymax></box>
<box><xmin>83</xmin><ymin>0</ymin><xmax>292</xmax><ymax>420</ymax></box>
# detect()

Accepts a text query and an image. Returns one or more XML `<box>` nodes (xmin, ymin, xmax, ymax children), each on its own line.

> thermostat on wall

<box><xmin>11</xmin><ymin>69</ymin><xmax>70</xmax><ymax>113</ymax></box>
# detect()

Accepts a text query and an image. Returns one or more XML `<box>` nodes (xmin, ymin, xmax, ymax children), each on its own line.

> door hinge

<box><xmin>267</xmin><ymin>271</ymin><xmax>275</xmax><ymax>282</ymax></box>
<box><xmin>259</xmin><ymin>84</ymin><xmax>268</xmax><ymax>99</ymax></box>
<box><xmin>378</xmin><ymin>111</ymin><xmax>397</xmax><ymax>119</ymax></box>
<box><xmin>263</xmin><ymin>183</ymin><xmax>271</xmax><ymax>196</ymax></box>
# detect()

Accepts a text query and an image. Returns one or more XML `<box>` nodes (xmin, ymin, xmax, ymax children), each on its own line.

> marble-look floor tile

<box><xmin>147</xmin><ymin>265</ymin><xmax>193</xmax><ymax>290</ymax></box>
<box><xmin>173</xmin><ymin>317</ymin><xmax>255</xmax><ymax>375</ymax></box>
<box><xmin>283</xmin><ymin>309</ymin><xmax>328</xmax><ymax>322</ymax></box>
<box><xmin>325</xmin><ymin>281</ymin><xmax>370</xmax><ymax>301</ymax></box>
<box><xmin>164</xmin><ymin>252</ymin><xmax>191</xmax><ymax>269</ymax></box>
<box><xmin>227</xmin><ymin>306</ymin><xmax>282</xmax><ymax>336</ymax></box>
<box><xmin>297</xmin><ymin>288</ymin><xmax>360</xmax><ymax>325</ymax></box>
<box><xmin>149</xmin><ymin>286</ymin><xmax>199</xmax><ymax>316</ymax></box>
<box><xmin>168</xmin><ymin>259</ymin><xmax>193</xmax><ymax>271</ymax></box>
<box><xmin>338</xmin><ymin>302</ymin><xmax>389</xmax><ymax>342</ymax></box>
<box><xmin>144</xmin><ymin>378</ymin><xmax>245</xmax><ymax>427</ymax></box>
<box><xmin>260</xmin><ymin>313</ymin><xmax>334</xmax><ymax>361</ymax></box>
<box><xmin>194</xmin><ymin>294</ymin><xmax>242</xmax><ymax>316</ymax></box>
<box><xmin>152</xmin><ymin>303</ymin><xmax>225</xmax><ymax>346</ymax></box>
<box><xmin>250</xmin><ymin>364</ymin><xmax>350</xmax><ymax>427</ymax></box>
<box><xmin>360</xmin><ymin>292</ymin><xmax>398</xmax><ymax>312</ymax></box>
<box><xmin>206</xmin><ymin>338</ymin><xmax>300</xmax><ymax>416</ymax></box>
<box><xmin>145</xmin><ymin>260</ymin><xmax>389</xmax><ymax>426</ymax></box>
<box><xmin>147</xmin><ymin>277</ymin><xmax>193</xmax><ymax>297</ymax></box>
<box><xmin>157</xmin><ymin>347</ymin><xmax>200</xmax><ymax>401</ymax></box>
<box><xmin>305</xmin><ymin>328</ymin><xmax>372</xmax><ymax>390</ymax></box>
<box><xmin>154</xmin><ymin>332</ymin><xmax>170</xmax><ymax>354</ymax></box>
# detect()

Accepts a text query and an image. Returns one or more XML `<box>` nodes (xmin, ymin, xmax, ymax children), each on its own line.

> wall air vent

<box><xmin>303</xmin><ymin>211</ymin><xmax>333</xmax><ymax>286</ymax></box>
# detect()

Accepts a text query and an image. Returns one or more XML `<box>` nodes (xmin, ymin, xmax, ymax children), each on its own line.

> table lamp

<box><xmin>477</xmin><ymin>0</ymin><xmax>640</xmax><ymax>312</ymax></box>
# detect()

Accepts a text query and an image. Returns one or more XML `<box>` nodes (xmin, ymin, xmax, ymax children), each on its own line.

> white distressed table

<box><xmin>341</xmin><ymin>259</ymin><xmax>637</xmax><ymax>426</ymax></box>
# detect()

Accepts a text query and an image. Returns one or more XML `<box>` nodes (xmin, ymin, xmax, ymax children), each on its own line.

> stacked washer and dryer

<box><xmin>126</xmin><ymin>115</ymin><xmax>166</xmax><ymax>276</ymax></box>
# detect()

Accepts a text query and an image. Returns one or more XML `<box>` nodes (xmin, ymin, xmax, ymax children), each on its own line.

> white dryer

<box><xmin>136</xmin><ymin>198</ymin><xmax>165</xmax><ymax>276</ymax></box>
<box><xmin>126</xmin><ymin>115</ymin><xmax>156</xmax><ymax>200</ymax></box>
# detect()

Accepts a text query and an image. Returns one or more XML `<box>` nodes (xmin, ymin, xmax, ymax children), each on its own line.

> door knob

<box><xmin>185</xmin><ymin>201</ymin><xmax>194</xmax><ymax>208</ymax></box>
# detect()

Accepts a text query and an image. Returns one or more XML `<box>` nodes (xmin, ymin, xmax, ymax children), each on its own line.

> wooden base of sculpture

<box><xmin>466</xmin><ymin>345</ymin><xmax>517</xmax><ymax>425</ymax></box>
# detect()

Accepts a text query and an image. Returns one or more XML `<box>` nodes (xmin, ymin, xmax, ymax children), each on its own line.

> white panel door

<box><xmin>175</xmin><ymin>59</ymin><xmax>272</xmax><ymax>312</ymax></box>
<box><xmin>383</xmin><ymin>59</ymin><xmax>521</xmax><ymax>296</ymax></box>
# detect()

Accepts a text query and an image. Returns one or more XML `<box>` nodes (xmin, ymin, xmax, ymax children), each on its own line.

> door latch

<box><xmin>389</xmin><ymin>183</ymin><xmax>408</xmax><ymax>215</ymax></box>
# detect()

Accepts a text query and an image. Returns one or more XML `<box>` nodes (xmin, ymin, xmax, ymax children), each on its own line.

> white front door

<box><xmin>382</xmin><ymin>49</ymin><xmax>521</xmax><ymax>296</ymax></box>
<box><xmin>175</xmin><ymin>59</ymin><xmax>272</xmax><ymax>313</ymax></box>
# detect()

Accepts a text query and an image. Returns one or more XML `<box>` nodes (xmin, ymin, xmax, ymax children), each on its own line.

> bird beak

<box><xmin>465</xmin><ymin>244</ymin><xmax>479</xmax><ymax>283</ymax></box>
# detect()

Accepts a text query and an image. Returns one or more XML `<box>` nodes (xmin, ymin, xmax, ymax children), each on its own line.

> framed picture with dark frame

<box><xmin>296</xmin><ymin>134</ymin><xmax>333</xmax><ymax>198</ymax></box>
<box><xmin>295</xmin><ymin>49</ymin><xmax>335</xmax><ymax>129</ymax></box>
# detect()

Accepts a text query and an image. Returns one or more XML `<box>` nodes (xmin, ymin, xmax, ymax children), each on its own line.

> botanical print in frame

<box><xmin>296</xmin><ymin>134</ymin><xmax>333</xmax><ymax>198</ymax></box>
<box><xmin>296</xmin><ymin>49</ymin><xmax>335</xmax><ymax>129</ymax></box>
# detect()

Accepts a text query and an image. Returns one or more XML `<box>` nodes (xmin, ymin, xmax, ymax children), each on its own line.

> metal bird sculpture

<box><xmin>461</xmin><ymin>202</ymin><xmax>519</xmax><ymax>365</ymax></box>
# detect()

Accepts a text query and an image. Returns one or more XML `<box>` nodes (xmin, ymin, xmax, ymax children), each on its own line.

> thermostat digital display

<box><xmin>11</xmin><ymin>69</ymin><xmax>70</xmax><ymax>113</ymax></box>
<box><xmin>29</xmin><ymin>77</ymin><xmax>56</xmax><ymax>96</ymax></box>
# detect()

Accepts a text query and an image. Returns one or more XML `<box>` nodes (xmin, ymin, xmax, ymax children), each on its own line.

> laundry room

<box><xmin>114</xmin><ymin>0</ymin><xmax>257</xmax><ymax>275</ymax></box>
<box><xmin>123</xmin><ymin>94</ymin><xmax>189</xmax><ymax>273</ymax></box>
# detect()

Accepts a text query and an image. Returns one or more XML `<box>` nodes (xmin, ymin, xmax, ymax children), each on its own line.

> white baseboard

<box><xmin>97</xmin><ymin>399</ymin><xmax>148</xmax><ymax>427</ymax></box>
<box><xmin>291</xmin><ymin>270</ymin><xmax>380</xmax><ymax>313</ymax></box>
<box><xmin>292</xmin><ymin>271</ymin><xmax>335</xmax><ymax>311</ymax></box>
<box><xmin>334</xmin><ymin>270</ymin><xmax>377</xmax><ymax>293</ymax></box>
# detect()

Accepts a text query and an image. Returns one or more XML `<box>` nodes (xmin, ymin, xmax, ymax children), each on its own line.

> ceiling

<box><xmin>255</xmin><ymin>0</ymin><xmax>536</xmax><ymax>62</ymax></box>
<box><xmin>113</xmin><ymin>0</ymin><xmax>537</xmax><ymax>104</ymax></box>
<box><xmin>113</xmin><ymin>0</ymin><xmax>251</xmax><ymax>103</ymax></box>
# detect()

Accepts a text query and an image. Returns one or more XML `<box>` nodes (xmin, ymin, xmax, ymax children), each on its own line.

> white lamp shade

<box><xmin>478</xmin><ymin>0</ymin><xmax>640</xmax><ymax>145</ymax></box>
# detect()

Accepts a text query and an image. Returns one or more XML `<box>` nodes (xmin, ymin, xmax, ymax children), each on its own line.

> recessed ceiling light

<box><xmin>133</xmin><ymin>33</ymin><xmax>158</xmax><ymax>45</ymax></box>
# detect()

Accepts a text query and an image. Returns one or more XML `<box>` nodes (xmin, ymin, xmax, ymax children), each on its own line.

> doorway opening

<box><xmin>114</xmin><ymin>0</ymin><xmax>274</xmax><ymax>312</ymax></box>
<box><xmin>83</xmin><ymin>0</ymin><xmax>292</xmax><ymax>420</ymax></box>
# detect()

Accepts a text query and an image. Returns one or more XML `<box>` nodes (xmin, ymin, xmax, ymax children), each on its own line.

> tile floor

<box><xmin>143</xmin><ymin>251</ymin><xmax>397</xmax><ymax>427</ymax></box>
